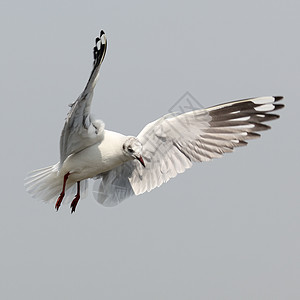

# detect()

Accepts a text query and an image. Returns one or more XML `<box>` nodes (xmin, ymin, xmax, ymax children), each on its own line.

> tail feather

<box><xmin>25</xmin><ymin>163</ymin><xmax>89</xmax><ymax>204</ymax></box>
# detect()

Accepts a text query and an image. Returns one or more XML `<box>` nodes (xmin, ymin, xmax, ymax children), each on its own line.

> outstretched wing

<box><xmin>59</xmin><ymin>31</ymin><xmax>107</xmax><ymax>164</ymax></box>
<box><xmin>93</xmin><ymin>164</ymin><xmax>135</xmax><ymax>207</ymax></box>
<box><xmin>93</xmin><ymin>96</ymin><xmax>284</xmax><ymax>206</ymax></box>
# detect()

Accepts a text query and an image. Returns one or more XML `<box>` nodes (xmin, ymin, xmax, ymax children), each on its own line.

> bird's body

<box><xmin>25</xmin><ymin>30</ymin><xmax>284</xmax><ymax>212</ymax></box>
<box><xmin>60</xmin><ymin>130</ymin><xmax>129</xmax><ymax>182</ymax></box>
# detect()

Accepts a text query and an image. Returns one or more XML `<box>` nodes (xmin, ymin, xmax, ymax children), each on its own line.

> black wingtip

<box><xmin>274</xmin><ymin>96</ymin><xmax>284</xmax><ymax>102</ymax></box>
<box><xmin>274</xmin><ymin>103</ymin><xmax>285</xmax><ymax>111</ymax></box>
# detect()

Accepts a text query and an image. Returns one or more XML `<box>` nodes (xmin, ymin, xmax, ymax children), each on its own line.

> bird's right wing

<box><xmin>93</xmin><ymin>96</ymin><xmax>284</xmax><ymax>206</ymax></box>
<box><xmin>59</xmin><ymin>31</ymin><xmax>107</xmax><ymax>164</ymax></box>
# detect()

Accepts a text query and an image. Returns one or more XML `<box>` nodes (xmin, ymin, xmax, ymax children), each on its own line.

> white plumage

<box><xmin>24</xmin><ymin>31</ymin><xmax>284</xmax><ymax>212</ymax></box>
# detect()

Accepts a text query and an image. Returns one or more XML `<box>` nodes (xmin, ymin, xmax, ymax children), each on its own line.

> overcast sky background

<box><xmin>0</xmin><ymin>1</ymin><xmax>299</xmax><ymax>299</ymax></box>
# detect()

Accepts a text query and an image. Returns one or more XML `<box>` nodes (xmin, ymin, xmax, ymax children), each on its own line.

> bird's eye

<box><xmin>128</xmin><ymin>148</ymin><xmax>134</xmax><ymax>153</ymax></box>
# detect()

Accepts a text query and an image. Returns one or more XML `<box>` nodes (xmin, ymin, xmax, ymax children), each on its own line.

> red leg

<box><xmin>55</xmin><ymin>172</ymin><xmax>70</xmax><ymax>211</ymax></box>
<box><xmin>70</xmin><ymin>181</ymin><xmax>80</xmax><ymax>214</ymax></box>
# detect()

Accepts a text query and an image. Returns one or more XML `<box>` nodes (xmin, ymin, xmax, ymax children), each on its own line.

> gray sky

<box><xmin>1</xmin><ymin>0</ymin><xmax>299</xmax><ymax>299</ymax></box>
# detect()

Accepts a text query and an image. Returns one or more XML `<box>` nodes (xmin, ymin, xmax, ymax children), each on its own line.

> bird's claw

<box><xmin>55</xmin><ymin>192</ymin><xmax>64</xmax><ymax>211</ymax></box>
<box><xmin>70</xmin><ymin>194</ymin><xmax>80</xmax><ymax>214</ymax></box>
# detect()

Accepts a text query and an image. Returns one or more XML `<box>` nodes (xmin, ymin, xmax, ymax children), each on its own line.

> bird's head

<box><xmin>122</xmin><ymin>137</ymin><xmax>145</xmax><ymax>167</ymax></box>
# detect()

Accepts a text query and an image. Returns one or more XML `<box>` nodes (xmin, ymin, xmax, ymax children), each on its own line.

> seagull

<box><xmin>25</xmin><ymin>30</ymin><xmax>284</xmax><ymax>213</ymax></box>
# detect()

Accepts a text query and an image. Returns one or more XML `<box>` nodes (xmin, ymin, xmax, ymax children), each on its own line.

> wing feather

<box><xmin>93</xmin><ymin>96</ymin><xmax>284</xmax><ymax>206</ymax></box>
<box><xmin>59</xmin><ymin>31</ymin><xmax>107</xmax><ymax>164</ymax></box>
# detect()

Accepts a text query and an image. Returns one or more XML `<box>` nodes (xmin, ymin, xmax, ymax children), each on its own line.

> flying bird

<box><xmin>25</xmin><ymin>31</ymin><xmax>284</xmax><ymax>212</ymax></box>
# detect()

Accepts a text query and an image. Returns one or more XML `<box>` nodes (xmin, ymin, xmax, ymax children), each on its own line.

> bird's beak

<box><xmin>135</xmin><ymin>155</ymin><xmax>145</xmax><ymax>168</ymax></box>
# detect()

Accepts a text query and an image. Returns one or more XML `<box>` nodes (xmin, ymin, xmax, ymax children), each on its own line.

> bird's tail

<box><xmin>24</xmin><ymin>163</ymin><xmax>89</xmax><ymax>203</ymax></box>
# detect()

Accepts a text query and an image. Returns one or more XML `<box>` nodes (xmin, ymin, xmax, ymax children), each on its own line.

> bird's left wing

<box><xmin>93</xmin><ymin>164</ymin><xmax>135</xmax><ymax>207</ymax></box>
<box><xmin>93</xmin><ymin>96</ymin><xmax>283</xmax><ymax>207</ymax></box>
<box><xmin>59</xmin><ymin>31</ymin><xmax>107</xmax><ymax>164</ymax></box>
